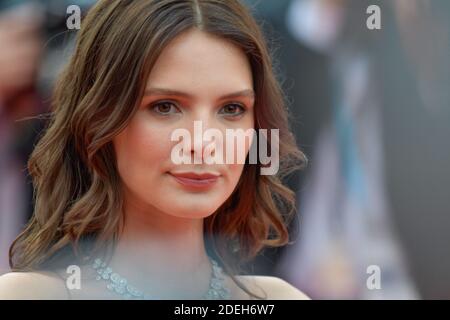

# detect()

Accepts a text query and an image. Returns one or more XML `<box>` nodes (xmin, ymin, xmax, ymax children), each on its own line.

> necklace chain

<box><xmin>92</xmin><ymin>257</ymin><xmax>231</xmax><ymax>300</ymax></box>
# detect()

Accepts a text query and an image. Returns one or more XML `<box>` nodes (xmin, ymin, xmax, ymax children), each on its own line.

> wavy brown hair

<box><xmin>9</xmin><ymin>0</ymin><xmax>306</xmax><ymax>298</ymax></box>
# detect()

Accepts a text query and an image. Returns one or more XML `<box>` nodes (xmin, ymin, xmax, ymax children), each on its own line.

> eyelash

<box><xmin>149</xmin><ymin>100</ymin><xmax>247</xmax><ymax>118</ymax></box>
<box><xmin>150</xmin><ymin>101</ymin><xmax>181</xmax><ymax>116</ymax></box>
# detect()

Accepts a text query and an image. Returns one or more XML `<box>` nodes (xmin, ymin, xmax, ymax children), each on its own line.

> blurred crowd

<box><xmin>0</xmin><ymin>0</ymin><xmax>93</xmax><ymax>274</ymax></box>
<box><xmin>1</xmin><ymin>0</ymin><xmax>449</xmax><ymax>299</ymax></box>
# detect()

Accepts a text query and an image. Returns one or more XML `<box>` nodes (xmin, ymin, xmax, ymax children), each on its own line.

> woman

<box><xmin>0</xmin><ymin>0</ymin><xmax>308</xmax><ymax>299</ymax></box>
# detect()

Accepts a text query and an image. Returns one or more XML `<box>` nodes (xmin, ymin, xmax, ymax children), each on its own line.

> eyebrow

<box><xmin>144</xmin><ymin>87</ymin><xmax>255</xmax><ymax>100</ymax></box>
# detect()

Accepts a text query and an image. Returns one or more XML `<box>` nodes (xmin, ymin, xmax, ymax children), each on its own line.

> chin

<box><xmin>167</xmin><ymin>202</ymin><xmax>221</xmax><ymax>219</ymax></box>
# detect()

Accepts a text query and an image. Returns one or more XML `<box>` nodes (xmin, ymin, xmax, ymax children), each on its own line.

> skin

<box><xmin>0</xmin><ymin>28</ymin><xmax>309</xmax><ymax>300</ymax></box>
<box><xmin>109</xmin><ymin>28</ymin><xmax>256</xmax><ymax>299</ymax></box>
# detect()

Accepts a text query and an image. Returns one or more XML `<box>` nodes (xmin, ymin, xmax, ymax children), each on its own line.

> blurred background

<box><xmin>0</xmin><ymin>0</ymin><xmax>449</xmax><ymax>299</ymax></box>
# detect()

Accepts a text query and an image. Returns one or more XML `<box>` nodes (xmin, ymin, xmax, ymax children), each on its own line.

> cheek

<box><xmin>113</xmin><ymin>118</ymin><xmax>172</xmax><ymax>184</ymax></box>
<box><xmin>226</xmin><ymin>162</ymin><xmax>246</xmax><ymax>189</ymax></box>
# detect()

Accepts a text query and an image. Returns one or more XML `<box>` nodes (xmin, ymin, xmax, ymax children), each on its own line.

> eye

<box><xmin>150</xmin><ymin>101</ymin><xmax>181</xmax><ymax>115</ymax></box>
<box><xmin>219</xmin><ymin>103</ymin><xmax>246</xmax><ymax>117</ymax></box>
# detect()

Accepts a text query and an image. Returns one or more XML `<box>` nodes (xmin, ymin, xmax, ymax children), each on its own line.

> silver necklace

<box><xmin>92</xmin><ymin>257</ymin><xmax>231</xmax><ymax>300</ymax></box>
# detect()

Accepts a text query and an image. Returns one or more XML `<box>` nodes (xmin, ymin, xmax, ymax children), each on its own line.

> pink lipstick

<box><xmin>169</xmin><ymin>172</ymin><xmax>220</xmax><ymax>190</ymax></box>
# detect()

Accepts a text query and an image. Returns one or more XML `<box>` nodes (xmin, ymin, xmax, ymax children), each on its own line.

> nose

<box><xmin>187</xmin><ymin>112</ymin><xmax>218</xmax><ymax>165</ymax></box>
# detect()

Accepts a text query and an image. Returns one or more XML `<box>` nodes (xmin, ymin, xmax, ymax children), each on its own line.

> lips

<box><xmin>169</xmin><ymin>171</ymin><xmax>220</xmax><ymax>189</ymax></box>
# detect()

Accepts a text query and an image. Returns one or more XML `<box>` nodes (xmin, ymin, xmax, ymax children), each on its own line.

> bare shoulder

<box><xmin>236</xmin><ymin>275</ymin><xmax>310</xmax><ymax>300</ymax></box>
<box><xmin>0</xmin><ymin>271</ymin><xmax>68</xmax><ymax>300</ymax></box>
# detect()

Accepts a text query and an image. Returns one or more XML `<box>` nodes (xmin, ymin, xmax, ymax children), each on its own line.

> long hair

<box><xmin>9</xmin><ymin>0</ymin><xmax>307</xmax><ymax>299</ymax></box>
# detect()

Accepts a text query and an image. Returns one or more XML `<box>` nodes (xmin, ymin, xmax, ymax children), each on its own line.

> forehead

<box><xmin>145</xmin><ymin>28</ymin><xmax>253</xmax><ymax>97</ymax></box>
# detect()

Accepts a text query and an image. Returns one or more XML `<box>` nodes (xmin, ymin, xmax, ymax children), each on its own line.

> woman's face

<box><xmin>113</xmin><ymin>29</ymin><xmax>255</xmax><ymax>219</ymax></box>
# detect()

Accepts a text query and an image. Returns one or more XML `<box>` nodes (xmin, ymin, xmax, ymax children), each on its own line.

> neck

<box><xmin>107</xmin><ymin>197</ymin><xmax>213</xmax><ymax>298</ymax></box>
